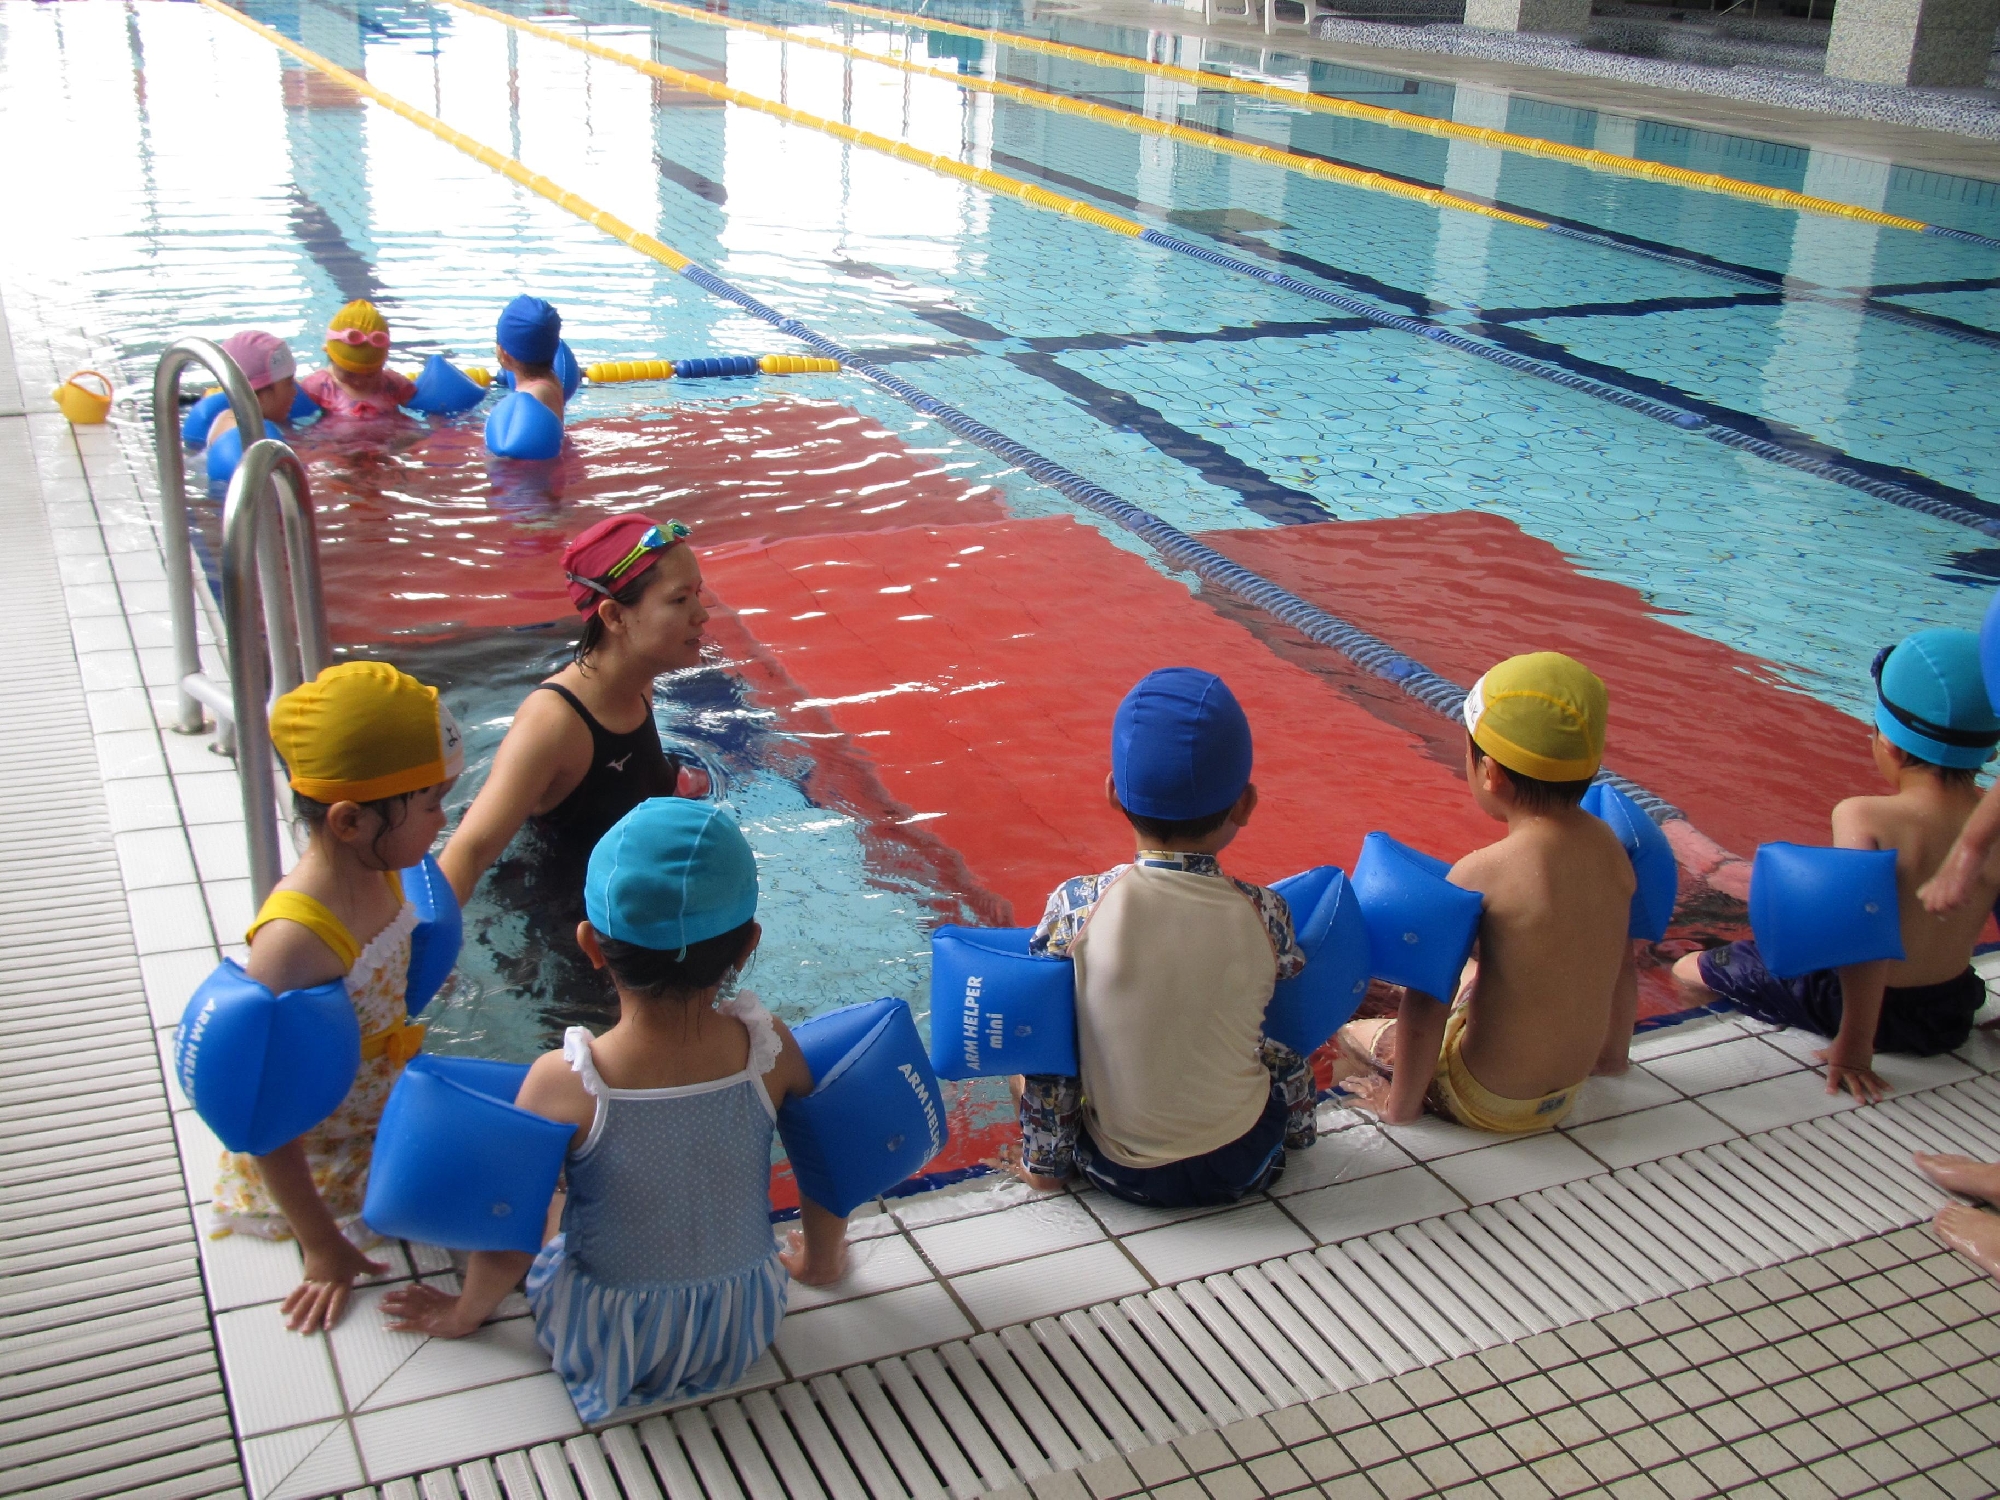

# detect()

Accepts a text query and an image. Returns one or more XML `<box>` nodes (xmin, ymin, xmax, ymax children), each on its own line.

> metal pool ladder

<box><xmin>154</xmin><ymin>339</ymin><xmax>330</xmax><ymax>905</ymax></box>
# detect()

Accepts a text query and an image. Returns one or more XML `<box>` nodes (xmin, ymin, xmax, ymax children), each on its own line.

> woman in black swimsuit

<box><xmin>441</xmin><ymin>514</ymin><xmax>710</xmax><ymax>1020</ymax></box>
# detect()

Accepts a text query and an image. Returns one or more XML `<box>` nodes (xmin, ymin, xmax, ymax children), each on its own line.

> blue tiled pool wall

<box><xmin>6</xmin><ymin>0</ymin><xmax>2000</xmax><ymax>1056</ymax></box>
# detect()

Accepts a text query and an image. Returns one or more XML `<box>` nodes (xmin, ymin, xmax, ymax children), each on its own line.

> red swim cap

<box><xmin>562</xmin><ymin>513</ymin><xmax>689</xmax><ymax>618</ymax></box>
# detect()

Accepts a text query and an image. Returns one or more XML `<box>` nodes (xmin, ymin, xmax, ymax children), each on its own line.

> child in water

<box><xmin>213</xmin><ymin>662</ymin><xmax>460</xmax><ymax>1332</ymax></box>
<box><xmin>1676</xmin><ymin>629</ymin><xmax>2000</xmax><ymax>1101</ymax></box>
<box><xmin>495</xmin><ymin>293</ymin><xmax>566</xmax><ymax>420</ymax></box>
<box><xmin>382</xmin><ymin>799</ymin><xmax>849</xmax><ymax>1420</ymax></box>
<box><xmin>205</xmin><ymin>330</ymin><xmax>303</xmax><ymax>444</ymax></box>
<box><xmin>299</xmin><ymin>300</ymin><xmax>417</xmax><ymax>418</ymax></box>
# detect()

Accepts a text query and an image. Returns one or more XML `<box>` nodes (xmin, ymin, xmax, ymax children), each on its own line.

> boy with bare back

<box><xmin>1339</xmin><ymin>652</ymin><xmax>1637</xmax><ymax>1131</ymax></box>
<box><xmin>1675</xmin><ymin>629</ymin><xmax>2000</xmax><ymax>1103</ymax></box>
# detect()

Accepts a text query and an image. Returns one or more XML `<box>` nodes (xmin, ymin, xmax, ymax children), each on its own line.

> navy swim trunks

<box><xmin>1695</xmin><ymin>939</ymin><xmax>1983</xmax><ymax>1057</ymax></box>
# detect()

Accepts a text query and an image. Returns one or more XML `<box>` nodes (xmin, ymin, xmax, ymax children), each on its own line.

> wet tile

<box><xmin>114</xmin><ymin>826</ymin><xmax>197</xmax><ymax>890</ymax></box>
<box><xmin>889</xmin><ymin>1174</ymin><xmax>1051</xmax><ymax>1228</ymax></box>
<box><xmin>1282</xmin><ymin>1163</ymin><xmax>1465</xmax><ymax>1243</ymax></box>
<box><xmin>1269</xmin><ymin>1122</ymin><xmax>1415</xmax><ymax>1197</ymax></box>
<box><xmin>1426</xmin><ymin>1133</ymin><xmax>1601</xmax><ymax>1206</ymax></box>
<box><xmin>214</xmin><ymin>1304</ymin><xmax>346</xmax><ymax>1435</ymax></box>
<box><xmin>361</xmin><ymin>1316</ymin><xmax>552</xmax><ymax>1411</ymax></box>
<box><xmin>93</xmin><ymin>724</ymin><xmax>165</xmax><ymax>778</ymax></box>
<box><xmin>352</xmin><ymin>1374</ymin><xmax>581</xmax><ymax>1480</ymax></box>
<box><xmin>1122</xmin><ymin>1199</ymin><xmax>1314</xmax><ymax>1285</ymax></box>
<box><xmin>1378</xmin><ymin>1114</ymin><xmax>1498</xmax><ymax>1161</ymax></box>
<box><xmin>142</xmin><ymin>946</ymin><xmax>221</xmax><ymax>1030</ymax></box>
<box><xmin>1701</xmin><ymin>1071</ymin><xmax>1859</xmax><ymax>1134</ymax></box>
<box><xmin>196</xmin><ymin>1207</ymin><xmax>305</xmax><ymax>1310</ymax></box>
<box><xmin>951</xmin><ymin>1240</ymin><xmax>1150</xmax><ymax>1329</ymax></box>
<box><xmin>129</xmin><ymin>882</ymin><xmax>216</xmax><ymax>956</ymax></box>
<box><xmin>774</xmin><ymin>1280</ymin><xmax>974</xmax><ymax>1377</ymax></box>
<box><xmin>913</xmin><ymin>1193</ymin><xmax>1105</xmax><ymax>1276</ymax></box>
<box><xmin>785</xmin><ymin>1230</ymin><xmax>936</xmax><ymax>1311</ymax></box>
<box><xmin>103</xmin><ymin>774</ymin><xmax>184</xmax><ymax>832</ymax></box>
<box><xmin>1565</xmin><ymin>1101</ymin><xmax>1738</xmax><ymax>1171</ymax></box>
<box><xmin>1561</xmin><ymin>1067</ymin><xmax>1682</xmax><ymax>1127</ymax></box>
<box><xmin>1644</xmin><ymin>1036</ymin><xmax>1801</xmax><ymax>1097</ymax></box>
<box><xmin>241</xmin><ymin>1420</ymin><xmax>365</xmax><ymax>1500</ymax></box>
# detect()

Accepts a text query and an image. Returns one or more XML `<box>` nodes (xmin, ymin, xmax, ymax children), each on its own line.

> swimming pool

<box><xmin>7</xmin><ymin>0</ymin><xmax>1998</xmax><ymax>1179</ymax></box>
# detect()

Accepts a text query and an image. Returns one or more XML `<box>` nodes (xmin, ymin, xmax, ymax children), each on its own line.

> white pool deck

<box><xmin>7</xmin><ymin>279</ymin><xmax>2000</xmax><ymax>1500</ymax></box>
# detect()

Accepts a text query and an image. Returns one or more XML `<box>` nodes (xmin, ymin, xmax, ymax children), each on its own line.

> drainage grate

<box><xmin>334</xmin><ymin>1074</ymin><xmax>1994</xmax><ymax>1500</ymax></box>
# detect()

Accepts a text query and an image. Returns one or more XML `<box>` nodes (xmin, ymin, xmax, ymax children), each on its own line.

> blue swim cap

<box><xmin>585</xmin><ymin>799</ymin><xmax>758</xmax><ymax>953</ymax></box>
<box><xmin>1873</xmin><ymin>628</ymin><xmax>2000</xmax><ymax>771</ymax></box>
<box><xmin>1112</xmin><ymin>668</ymin><xmax>1253</xmax><ymax>822</ymax></box>
<box><xmin>496</xmin><ymin>294</ymin><xmax>562</xmax><ymax>367</ymax></box>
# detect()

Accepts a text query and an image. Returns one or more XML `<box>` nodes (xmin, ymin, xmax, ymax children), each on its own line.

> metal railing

<box><xmin>154</xmin><ymin>342</ymin><xmax>330</xmax><ymax>903</ymax></box>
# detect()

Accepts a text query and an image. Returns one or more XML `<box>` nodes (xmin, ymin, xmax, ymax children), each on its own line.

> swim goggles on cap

<box><xmin>327</xmin><ymin>327</ymin><xmax>392</xmax><ymax>349</ymax></box>
<box><xmin>566</xmin><ymin>520</ymin><xmax>692</xmax><ymax>599</ymax></box>
<box><xmin>1871</xmin><ymin>645</ymin><xmax>2000</xmax><ymax>751</ymax></box>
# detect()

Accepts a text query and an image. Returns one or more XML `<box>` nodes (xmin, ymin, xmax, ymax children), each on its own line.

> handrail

<box><xmin>220</xmin><ymin>439</ymin><xmax>330</xmax><ymax>903</ymax></box>
<box><xmin>153</xmin><ymin>337</ymin><xmax>269</xmax><ymax>735</ymax></box>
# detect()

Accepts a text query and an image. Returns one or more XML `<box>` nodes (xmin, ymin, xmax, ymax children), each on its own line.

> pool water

<box><xmin>6</xmin><ymin>0</ymin><xmax>1998</xmax><ymax>1181</ymax></box>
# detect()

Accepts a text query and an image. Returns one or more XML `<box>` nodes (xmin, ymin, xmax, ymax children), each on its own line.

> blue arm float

<box><xmin>1581</xmin><ymin>782</ymin><xmax>1680</xmax><ymax>942</ymax></box>
<box><xmin>496</xmin><ymin>340</ymin><xmax>582</xmax><ymax>400</ymax></box>
<box><xmin>779</xmin><ymin>997</ymin><xmax>949</xmax><ymax>1217</ymax></box>
<box><xmin>1264</xmin><ymin>867</ymin><xmax>1372</xmax><ymax>1056</ymax></box>
<box><xmin>1748</xmin><ymin>843</ymin><xmax>1905</xmax><ymax>979</ymax></box>
<box><xmin>204</xmin><ymin>419</ymin><xmax>283</xmax><ymax>486</ymax></box>
<box><xmin>484</xmin><ymin>390</ymin><xmax>563</xmax><ymax>460</ymax></box>
<box><xmin>290</xmin><ymin>385</ymin><xmax>320</xmax><ymax>421</ymax></box>
<box><xmin>1350</xmin><ymin>832</ymin><xmax>1483</xmax><ymax>1000</ymax></box>
<box><xmin>400</xmin><ymin>853</ymin><xmax>462</xmax><ymax>1017</ymax></box>
<box><xmin>174</xmin><ymin>960</ymin><xmax>360</xmax><ymax>1156</ymax></box>
<box><xmin>406</xmin><ymin>354</ymin><xmax>487</xmax><ymax>416</ymax></box>
<box><xmin>926</xmin><ymin>926</ymin><xmax>1076</xmax><ymax>1081</ymax></box>
<box><xmin>362</xmin><ymin>1054</ymin><xmax>572</xmax><ymax>1253</ymax></box>
<box><xmin>182</xmin><ymin>390</ymin><xmax>229</xmax><ymax>447</ymax></box>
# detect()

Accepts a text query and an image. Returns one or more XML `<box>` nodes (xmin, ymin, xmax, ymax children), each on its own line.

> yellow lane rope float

<box><xmin>201</xmin><ymin>0</ymin><xmax>697</xmax><ymax>272</ymax></box>
<box><xmin>623</xmin><ymin>0</ymin><xmax>1543</xmax><ymax>230</ymax></box>
<box><xmin>431</xmin><ymin>0</ymin><xmax>1152</xmax><ymax>237</ymax></box>
<box><xmin>826</xmin><ymin>0</ymin><xmax>1949</xmax><ymax>236</ymax></box>
<box><xmin>587</xmin><ymin>355</ymin><xmax>844</xmax><ymax>382</ymax></box>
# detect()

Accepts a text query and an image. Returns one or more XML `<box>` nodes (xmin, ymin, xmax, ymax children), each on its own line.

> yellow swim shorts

<box><xmin>1430</xmin><ymin>1006</ymin><xmax>1580</xmax><ymax>1134</ymax></box>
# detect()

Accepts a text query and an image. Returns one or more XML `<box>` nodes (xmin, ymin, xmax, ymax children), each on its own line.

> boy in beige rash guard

<box><xmin>992</xmin><ymin>668</ymin><xmax>1317</xmax><ymax>1208</ymax></box>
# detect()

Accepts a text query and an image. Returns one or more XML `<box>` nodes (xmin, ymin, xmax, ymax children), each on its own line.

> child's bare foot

<box><xmin>1334</xmin><ymin>1019</ymin><xmax>1395</xmax><ymax>1076</ymax></box>
<box><xmin>1669</xmin><ymin>951</ymin><xmax>1712</xmax><ymax>993</ymax></box>
<box><xmin>984</xmin><ymin>1141</ymin><xmax>1068</xmax><ymax>1194</ymax></box>
<box><xmin>1934</xmin><ymin>1202</ymin><xmax>2000</xmax><ymax>1281</ymax></box>
<box><xmin>780</xmin><ymin>1228</ymin><xmax>848</xmax><ymax>1286</ymax></box>
<box><xmin>1916</xmin><ymin>1153</ymin><xmax>2000</xmax><ymax>1205</ymax></box>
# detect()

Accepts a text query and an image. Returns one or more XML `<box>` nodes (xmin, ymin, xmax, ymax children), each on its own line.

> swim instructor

<box><xmin>440</xmin><ymin>513</ymin><xmax>710</xmax><ymax>905</ymax></box>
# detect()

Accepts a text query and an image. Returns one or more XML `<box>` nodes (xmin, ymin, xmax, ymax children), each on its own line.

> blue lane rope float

<box><xmin>585</xmin><ymin>355</ymin><xmax>843</xmax><ymax>382</ymax></box>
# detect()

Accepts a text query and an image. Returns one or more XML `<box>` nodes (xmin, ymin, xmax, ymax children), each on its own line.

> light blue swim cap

<box><xmin>585</xmin><ymin>799</ymin><xmax>758</xmax><ymax>953</ymax></box>
<box><xmin>1873</xmin><ymin>628</ymin><xmax>2000</xmax><ymax>771</ymax></box>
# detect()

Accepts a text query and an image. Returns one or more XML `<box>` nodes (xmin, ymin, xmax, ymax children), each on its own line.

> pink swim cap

<box><xmin>219</xmin><ymin>331</ymin><xmax>297</xmax><ymax>392</ymax></box>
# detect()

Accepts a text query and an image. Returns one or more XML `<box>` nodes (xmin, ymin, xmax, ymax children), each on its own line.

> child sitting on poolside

<box><xmin>214</xmin><ymin>662</ymin><xmax>460</xmax><ymax>1332</ymax></box>
<box><xmin>1338</xmin><ymin>652</ymin><xmax>1636</xmax><ymax>1133</ymax></box>
<box><xmin>205</xmin><ymin>330</ymin><xmax>302</xmax><ymax>444</ymax></box>
<box><xmin>299</xmin><ymin>299</ymin><xmax>417</xmax><ymax>418</ymax></box>
<box><xmin>381</xmin><ymin>799</ymin><xmax>848</xmax><ymax>1420</ymax></box>
<box><xmin>1675</xmin><ymin>629</ymin><xmax>2000</xmax><ymax>1102</ymax></box>
<box><xmin>995</xmin><ymin>668</ymin><xmax>1315</xmax><ymax>1208</ymax></box>
<box><xmin>495</xmin><ymin>293</ymin><xmax>566</xmax><ymax>420</ymax></box>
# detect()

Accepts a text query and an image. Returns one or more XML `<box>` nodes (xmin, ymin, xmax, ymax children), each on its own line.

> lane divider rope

<box><xmin>625</xmin><ymin>0</ymin><xmax>2000</xmax><ymax>351</ymax></box>
<box><xmin>199</xmin><ymin>0</ymin><xmax>1690</xmax><ymax>823</ymax></box>
<box><xmin>824</xmin><ymin>0</ymin><xmax>2000</xmax><ymax>248</ymax></box>
<box><xmin>439</xmin><ymin>0</ymin><xmax>2000</xmax><ymax>540</ymax></box>
<box><xmin>623</xmin><ymin>0</ymin><xmax>1543</xmax><ymax>230</ymax></box>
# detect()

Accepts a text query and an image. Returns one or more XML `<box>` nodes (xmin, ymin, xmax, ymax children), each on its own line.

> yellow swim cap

<box><xmin>1463</xmin><ymin>652</ymin><xmax>1607</xmax><ymax>784</ymax></box>
<box><xmin>325</xmin><ymin>299</ymin><xmax>390</xmax><ymax>372</ymax></box>
<box><xmin>270</xmin><ymin>661</ymin><xmax>464</xmax><ymax>803</ymax></box>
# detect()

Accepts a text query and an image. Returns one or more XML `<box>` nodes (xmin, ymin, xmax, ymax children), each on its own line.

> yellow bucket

<box><xmin>52</xmin><ymin>370</ymin><xmax>113</xmax><ymax>425</ymax></box>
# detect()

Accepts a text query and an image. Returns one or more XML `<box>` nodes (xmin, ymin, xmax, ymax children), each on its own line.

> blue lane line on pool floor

<box><xmin>976</xmin><ymin>148</ymin><xmax>2000</xmax><ymax>540</ymax></box>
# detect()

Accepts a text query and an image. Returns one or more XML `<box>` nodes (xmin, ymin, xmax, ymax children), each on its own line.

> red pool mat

<box><xmin>1201</xmin><ymin>512</ymin><xmax>1876</xmax><ymax>858</ymax></box>
<box><xmin>699</xmin><ymin>515</ymin><xmax>1493</xmax><ymax>925</ymax></box>
<box><xmin>286</xmin><ymin>396</ymin><xmax>1005</xmax><ymax>642</ymax></box>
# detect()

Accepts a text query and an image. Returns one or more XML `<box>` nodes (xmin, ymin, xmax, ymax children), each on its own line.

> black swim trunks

<box><xmin>1695</xmin><ymin>938</ymin><xmax>1983</xmax><ymax>1057</ymax></box>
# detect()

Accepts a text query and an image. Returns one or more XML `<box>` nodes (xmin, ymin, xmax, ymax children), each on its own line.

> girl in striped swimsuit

<box><xmin>382</xmin><ymin>799</ymin><xmax>848</xmax><ymax>1420</ymax></box>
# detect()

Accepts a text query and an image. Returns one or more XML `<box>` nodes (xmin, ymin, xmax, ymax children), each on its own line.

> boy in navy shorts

<box><xmin>993</xmin><ymin>669</ymin><xmax>1315</xmax><ymax>1208</ymax></box>
<box><xmin>1674</xmin><ymin>629</ymin><xmax>2000</xmax><ymax>1101</ymax></box>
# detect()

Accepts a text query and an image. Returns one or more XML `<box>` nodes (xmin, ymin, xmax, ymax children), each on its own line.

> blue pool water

<box><xmin>5</xmin><ymin>0</ymin><xmax>1998</xmax><ymax>1059</ymax></box>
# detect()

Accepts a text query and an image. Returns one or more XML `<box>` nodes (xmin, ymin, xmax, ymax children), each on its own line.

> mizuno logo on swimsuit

<box><xmin>898</xmin><ymin>1061</ymin><xmax>946</xmax><ymax>1156</ymax></box>
<box><xmin>607</xmin><ymin>754</ymin><xmax>632</xmax><ymax>772</ymax></box>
